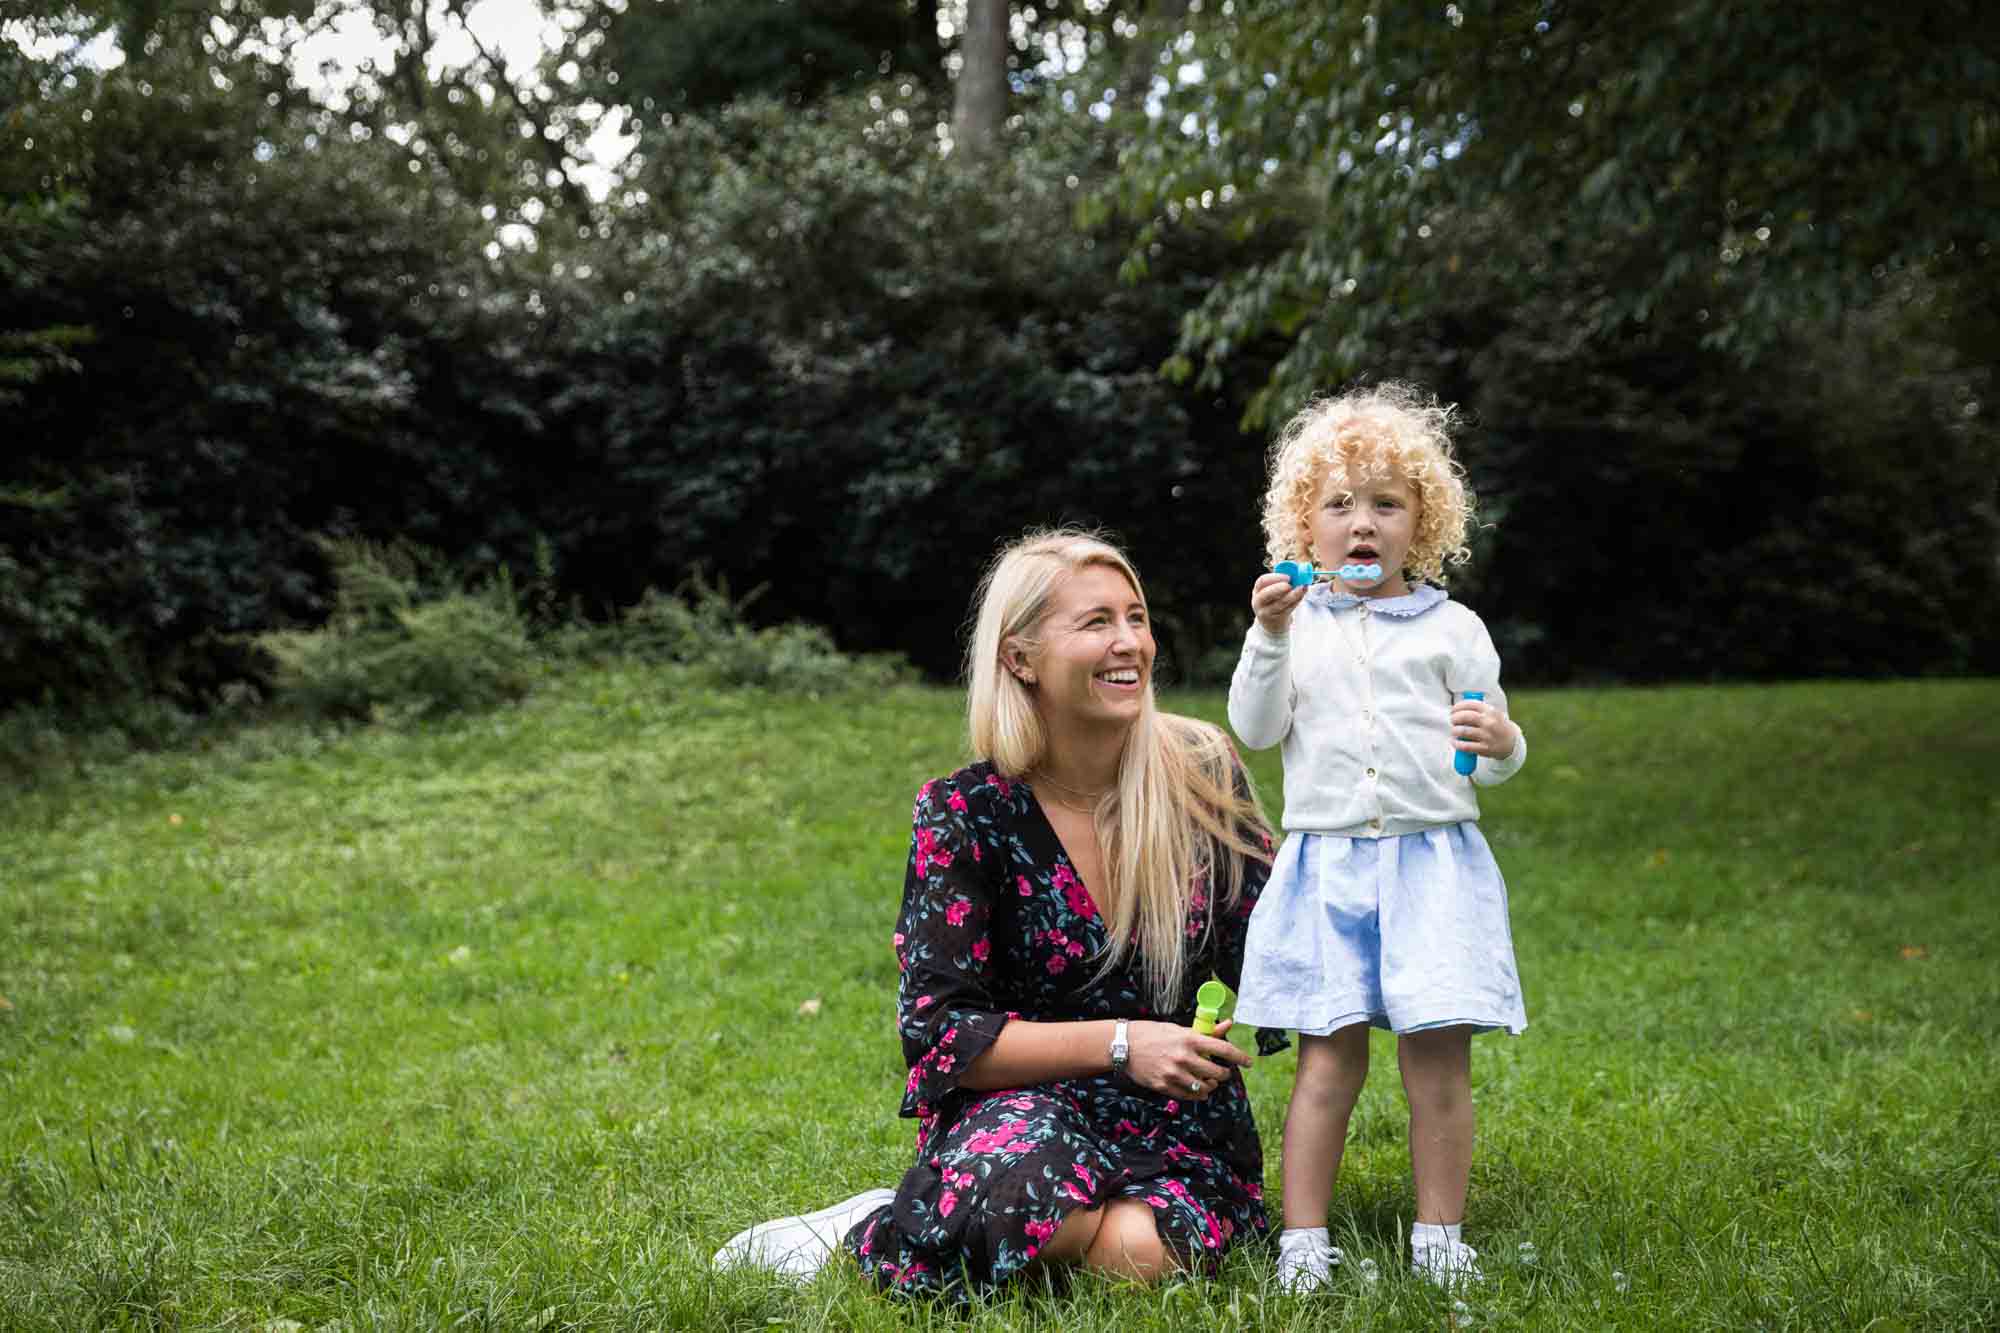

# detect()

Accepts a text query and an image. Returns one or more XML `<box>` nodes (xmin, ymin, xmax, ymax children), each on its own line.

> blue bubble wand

<box><xmin>1272</xmin><ymin>559</ymin><xmax>1386</xmax><ymax>588</ymax></box>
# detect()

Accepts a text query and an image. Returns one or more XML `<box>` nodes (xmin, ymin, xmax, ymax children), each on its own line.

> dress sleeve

<box><xmin>1226</xmin><ymin>621</ymin><xmax>1294</xmax><ymax>750</ymax></box>
<box><xmin>892</xmin><ymin>774</ymin><xmax>1014</xmax><ymax>1118</ymax></box>
<box><xmin>1448</xmin><ymin>612</ymin><xmax>1528</xmax><ymax>787</ymax></box>
<box><xmin>1210</xmin><ymin>756</ymin><xmax>1292</xmax><ymax>1057</ymax></box>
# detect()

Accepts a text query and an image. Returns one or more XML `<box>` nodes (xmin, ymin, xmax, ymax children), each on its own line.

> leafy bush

<box><xmin>0</xmin><ymin>692</ymin><xmax>200</xmax><ymax>789</ymax></box>
<box><xmin>615</xmin><ymin>573</ymin><xmax>913</xmax><ymax>694</ymax></box>
<box><xmin>256</xmin><ymin>542</ymin><xmax>535</xmax><ymax>722</ymax></box>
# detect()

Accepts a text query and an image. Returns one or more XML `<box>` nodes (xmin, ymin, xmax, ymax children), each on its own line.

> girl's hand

<box><xmin>1125</xmin><ymin>1018</ymin><xmax>1253</xmax><ymax>1102</ymax></box>
<box><xmin>1251</xmin><ymin>573</ymin><xmax>1308</xmax><ymax>635</ymax></box>
<box><xmin>1450</xmin><ymin>697</ymin><xmax>1521</xmax><ymax>761</ymax></box>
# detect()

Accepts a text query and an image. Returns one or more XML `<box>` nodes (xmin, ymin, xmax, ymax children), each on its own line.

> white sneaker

<box><xmin>1412</xmin><ymin>1239</ymin><xmax>1483</xmax><ymax>1288</ymax></box>
<box><xmin>1276</xmin><ymin>1233</ymin><xmax>1343</xmax><ymax>1293</ymax></box>
<box><xmin>712</xmin><ymin>1187</ymin><xmax>897</xmax><ymax>1280</ymax></box>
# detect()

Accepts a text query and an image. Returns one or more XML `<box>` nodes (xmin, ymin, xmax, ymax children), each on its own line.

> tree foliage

<box><xmin>2</xmin><ymin>1</ymin><xmax>1994</xmax><ymax>718</ymax></box>
<box><xmin>1113</xmin><ymin>0</ymin><xmax>2000</xmax><ymax>424</ymax></box>
<box><xmin>584</xmin><ymin>0</ymin><xmax>941</xmax><ymax>113</ymax></box>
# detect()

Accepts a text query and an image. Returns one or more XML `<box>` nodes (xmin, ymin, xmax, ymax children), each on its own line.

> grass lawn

<box><xmin>2</xmin><ymin>669</ymin><xmax>1996</xmax><ymax>1330</ymax></box>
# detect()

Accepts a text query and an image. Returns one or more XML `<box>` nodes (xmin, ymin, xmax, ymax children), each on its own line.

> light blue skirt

<box><xmin>1234</xmin><ymin>824</ymin><xmax>1527</xmax><ymax>1037</ymax></box>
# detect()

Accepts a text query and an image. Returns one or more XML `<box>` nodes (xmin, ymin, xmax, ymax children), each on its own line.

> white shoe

<box><xmin>712</xmin><ymin>1187</ymin><xmax>896</xmax><ymax>1280</ymax></box>
<box><xmin>1276</xmin><ymin>1233</ymin><xmax>1342</xmax><ymax>1293</ymax></box>
<box><xmin>1412</xmin><ymin>1239</ymin><xmax>1483</xmax><ymax>1288</ymax></box>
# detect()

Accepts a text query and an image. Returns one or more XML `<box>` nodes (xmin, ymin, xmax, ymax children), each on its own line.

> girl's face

<box><xmin>1307</xmin><ymin>459</ymin><xmax>1420</xmax><ymax>598</ymax></box>
<box><xmin>1014</xmin><ymin>564</ymin><xmax>1154</xmax><ymax>738</ymax></box>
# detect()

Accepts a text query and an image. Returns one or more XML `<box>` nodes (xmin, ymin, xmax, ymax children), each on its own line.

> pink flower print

<box><xmin>971</xmin><ymin>936</ymin><xmax>990</xmax><ymax>962</ymax></box>
<box><xmin>987</xmin><ymin>774</ymin><xmax>1013</xmax><ymax>797</ymax></box>
<box><xmin>1065</xmin><ymin>940</ymin><xmax>1085</xmax><ymax>958</ymax></box>
<box><xmin>1146</xmin><ymin>1195</ymin><xmax>1168</xmax><ymax>1208</ymax></box>
<box><xmin>1024</xmin><ymin>1216</ymin><xmax>1058</xmax><ymax>1244</ymax></box>
<box><xmin>1165</xmin><ymin>1099</ymin><xmax>1179</xmax><ymax>1113</ymax></box>
<box><xmin>1017</xmin><ymin>875</ymin><xmax>1033</xmax><ymax>897</ymax></box>
<box><xmin>935</xmin><ymin>1053</ymin><xmax>954</xmax><ymax>1073</ymax></box>
<box><xmin>939</xmin><ymin>1189</ymin><xmax>958</xmax><ymax>1218</ymax></box>
<box><xmin>915</xmin><ymin>994</ymin><xmax>933</xmax><ymax>1009</ymax></box>
<box><xmin>1045</xmin><ymin>955</ymin><xmax>1067</xmax><ymax>975</ymax></box>
<box><xmin>892</xmin><ymin>931</ymin><xmax>906</xmax><ymax>949</ymax></box>
<box><xmin>1115</xmin><ymin>1119</ymin><xmax>1139</xmax><ymax>1137</ymax></box>
<box><xmin>946</xmin><ymin>786</ymin><xmax>969</xmax><ymax>812</ymax></box>
<box><xmin>965</xmin><ymin>1120</ymin><xmax>1031</xmax><ymax>1154</ymax></box>
<box><xmin>1246</xmin><ymin>1181</ymin><xmax>1264</xmax><ymax>1201</ymax></box>
<box><xmin>914</xmin><ymin>826</ymin><xmax>953</xmax><ymax>874</ymax></box>
<box><xmin>1053</xmin><ymin>863</ymin><xmax>1100</xmax><ymax>920</ymax></box>
<box><xmin>1160</xmin><ymin>1178</ymin><xmax>1196</xmax><ymax>1206</ymax></box>
<box><xmin>1060</xmin><ymin>1181</ymin><xmax>1089</xmax><ymax>1203</ymax></box>
<box><xmin>905</xmin><ymin>1068</ymin><xmax>920</xmax><ymax>1093</ymax></box>
<box><xmin>945</xmin><ymin>899</ymin><xmax>972</xmax><ymax>927</ymax></box>
<box><xmin>1005</xmin><ymin>1096</ymin><xmax>1036</xmax><ymax>1111</ymax></box>
<box><xmin>1072</xmin><ymin>1163</ymin><xmax>1098</xmax><ymax>1194</ymax></box>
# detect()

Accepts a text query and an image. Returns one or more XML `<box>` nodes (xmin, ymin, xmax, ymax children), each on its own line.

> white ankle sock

<box><xmin>1411</xmin><ymin>1221</ymin><xmax>1462</xmax><ymax>1249</ymax></box>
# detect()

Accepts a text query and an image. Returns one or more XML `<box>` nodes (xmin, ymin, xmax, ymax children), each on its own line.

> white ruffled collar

<box><xmin>1309</xmin><ymin>582</ymin><xmax>1448</xmax><ymax>617</ymax></box>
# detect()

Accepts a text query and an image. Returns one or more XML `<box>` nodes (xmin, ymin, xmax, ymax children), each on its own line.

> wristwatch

<box><xmin>1109</xmin><ymin>1020</ymin><xmax>1130</xmax><ymax>1078</ymax></box>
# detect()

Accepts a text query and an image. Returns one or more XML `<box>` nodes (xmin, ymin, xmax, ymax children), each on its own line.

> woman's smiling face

<box><xmin>1019</xmin><ymin>563</ymin><xmax>1154</xmax><ymax>736</ymax></box>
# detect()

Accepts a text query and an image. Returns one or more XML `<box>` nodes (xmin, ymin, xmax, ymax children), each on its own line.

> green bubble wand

<box><xmin>1191</xmin><ymin>979</ymin><xmax>1230</xmax><ymax>1035</ymax></box>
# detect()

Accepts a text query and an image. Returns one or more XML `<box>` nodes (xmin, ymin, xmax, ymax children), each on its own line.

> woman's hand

<box><xmin>1251</xmin><ymin>573</ymin><xmax>1308</xmax><ymax>636</ymax></box>
<box><xmin>1125</xmin><ymin>1019</ymin><xmax>1254</xmax><ymax>1102</ymax></box>
<box><xmin>1450</xmin><ymin>696</ymin><xmax>1521</xmax><ymax>761</ymax></box>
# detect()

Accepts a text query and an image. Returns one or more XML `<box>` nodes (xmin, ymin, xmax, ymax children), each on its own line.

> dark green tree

<box><xmin>1108</xmin><ymin>0</ymin><xmax>2000</xmax><ymax>424</ymax></box>
<box><xmin>584</xmin><ymin>0</ymin><xmax>942</xmax><ymax>113</ymax></box>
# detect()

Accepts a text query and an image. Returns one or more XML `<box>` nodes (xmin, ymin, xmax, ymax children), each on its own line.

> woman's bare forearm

<box><xmin>958</xmin><ymin>1018</ymin><xmax>1119</xmax><ymax>1089</ymax></box>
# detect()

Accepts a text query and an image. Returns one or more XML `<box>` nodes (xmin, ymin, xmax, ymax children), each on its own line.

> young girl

<box><xmin>1226</xmin><ymin>383</ymin><xmax>1527</xmax><ymax>1293</ymax></box>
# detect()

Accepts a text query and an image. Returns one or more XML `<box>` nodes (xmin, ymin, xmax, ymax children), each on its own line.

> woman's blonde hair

<box><xmin>965</xmin><ymin>527</ymin><xmax>1272</xmax><ymax>1008</ymax></box>
<box><xmin>1261</xmin><ymin>381</ymin><xmax>1475</xmax><ymax>584</ymax></box>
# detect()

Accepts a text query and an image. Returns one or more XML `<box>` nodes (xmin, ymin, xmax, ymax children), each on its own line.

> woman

<box><xmin>714</xmin><ymin>529</ymin><xmax>1287</xmax><ymax>1298</ymax></box>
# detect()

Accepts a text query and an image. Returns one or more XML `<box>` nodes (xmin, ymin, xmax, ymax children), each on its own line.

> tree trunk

<box><xmin>952</xmin><ymin>0</ymin><xmax>1008</xmax><ymax>159</ymax></box>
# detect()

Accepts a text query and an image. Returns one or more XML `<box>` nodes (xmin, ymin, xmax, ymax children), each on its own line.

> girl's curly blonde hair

<box><xmin>1260</xmin><ymin>381</ymin><xmax>1475</xmax><ymax>585</ymax></box>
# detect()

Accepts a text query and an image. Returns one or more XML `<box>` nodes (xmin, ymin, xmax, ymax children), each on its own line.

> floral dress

<box><xmin>841</xmin><ymin>760</ymin><xmax>1289</xmax><ymax>1300</ymax></box>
